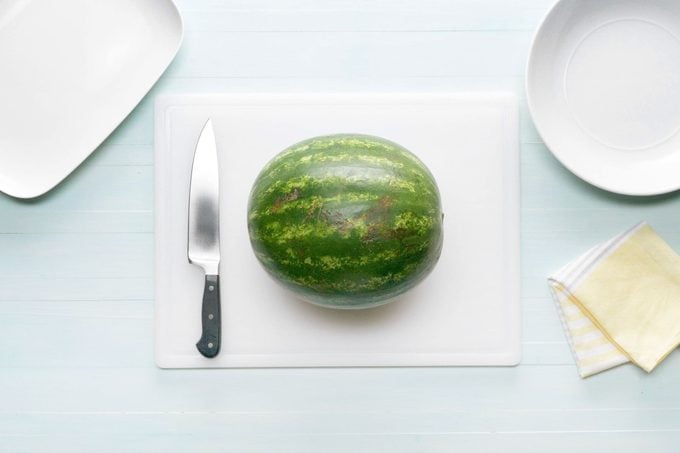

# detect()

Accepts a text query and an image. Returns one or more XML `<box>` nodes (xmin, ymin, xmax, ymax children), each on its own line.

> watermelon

<box><xmin>247</xmin><ymin>134</ymin><xmax>444</xmax><ymax>309</ymax></box>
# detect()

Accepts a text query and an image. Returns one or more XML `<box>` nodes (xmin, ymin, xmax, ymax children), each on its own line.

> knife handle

<box><xmin>196</xmin><ymin>274</ymin><xmax>221</xmax><ymax>358</ymax></box>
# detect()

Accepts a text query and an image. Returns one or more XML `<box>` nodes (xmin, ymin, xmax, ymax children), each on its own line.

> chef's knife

<box><xmin>188</xmin><ymin>119</ymin><xmax>221</xmax><ymax>358</ymax></box>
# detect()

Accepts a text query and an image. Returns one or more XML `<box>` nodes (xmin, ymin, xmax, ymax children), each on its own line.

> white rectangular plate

<box><xmin>155</xmin><ymin>93</ymin><xmax>520</xmax><ymax>368</ymax></box>
<box><xmin>0</xmin><ymin>0</ymin><xmax>183</xmax><ymax>198</ymax></box>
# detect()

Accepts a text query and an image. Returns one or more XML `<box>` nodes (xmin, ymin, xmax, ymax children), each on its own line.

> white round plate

<box><xmin>527</xmin><ymin>0</ymin><xmax>680</xmax><ymax>196</ymax></box>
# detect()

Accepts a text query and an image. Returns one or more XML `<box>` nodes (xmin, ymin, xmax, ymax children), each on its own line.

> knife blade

<box><xmin>188</xmin><ymin>119</ymin><xmax>221</xmax><ymax>358</ymax></box>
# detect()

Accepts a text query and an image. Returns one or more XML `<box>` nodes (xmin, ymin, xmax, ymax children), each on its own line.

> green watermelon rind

<box><xmin>247</xmin><ymin>134</ymin><xmax>444</xmax><ymax>309</ymax></box>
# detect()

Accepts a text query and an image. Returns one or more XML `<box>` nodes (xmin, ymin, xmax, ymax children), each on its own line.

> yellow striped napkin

<box><xmin>548</xmin><ymin>222</ymin><xmax>680</xmax><ymax>378</ymax></box>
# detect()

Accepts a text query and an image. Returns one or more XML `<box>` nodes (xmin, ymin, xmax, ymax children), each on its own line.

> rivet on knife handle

<box><xmin>196</xmin><ymin>274</ymin><xmax>221</xmax><ymax>358</ymax></box>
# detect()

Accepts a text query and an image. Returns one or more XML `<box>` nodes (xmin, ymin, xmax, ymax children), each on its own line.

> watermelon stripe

<box><xmin>253</xmin><ymin>177</ymin><xmax>438</xmax><ymax>213</ymax></box>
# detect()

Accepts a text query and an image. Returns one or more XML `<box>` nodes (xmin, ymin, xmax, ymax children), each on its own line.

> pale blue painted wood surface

<box><xmin>2</xmin><ymin>0</ymin><xmax>680</xmax><ymax>451</ymax></box>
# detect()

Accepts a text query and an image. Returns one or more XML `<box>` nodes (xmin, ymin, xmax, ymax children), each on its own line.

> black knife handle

<box><xmin>196</xmin><ymin>274</ymin><xmax>221</xmax><ymax>358</ymax></box>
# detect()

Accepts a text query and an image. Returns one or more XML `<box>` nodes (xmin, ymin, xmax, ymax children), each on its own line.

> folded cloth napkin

<box><xmin>548</xmin><ymin>222</ymin><xmax>680</xmax><ymax>378</ymax></box>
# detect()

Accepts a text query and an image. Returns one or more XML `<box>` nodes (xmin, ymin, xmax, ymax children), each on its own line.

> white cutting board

<box><xmin>154</xmin><ymin>93</ymin><xmax>520</xmax><ymax>368</ymax></box>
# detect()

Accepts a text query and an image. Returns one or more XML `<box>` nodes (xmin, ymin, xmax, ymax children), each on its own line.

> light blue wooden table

<box><xmin>2</xmin><ymin>1</ymin><xmax>680</xmax><ymax>451</ymax></box>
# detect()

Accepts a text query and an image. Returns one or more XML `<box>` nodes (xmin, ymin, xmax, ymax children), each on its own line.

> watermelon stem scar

<box><xmin>247</xmin><ymin>134</ymin><xmax>444</xmax><ymax>310</ymax></box>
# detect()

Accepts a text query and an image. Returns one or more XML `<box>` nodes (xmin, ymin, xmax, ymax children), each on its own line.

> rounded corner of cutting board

<box><xmin>507</xmin><ymin>349</ymin><xmax>522</xmax><ymax>367</ymax></box>
<box><xmin>154</xmin><ymin>356</ymin><xmax>173</xmax><ymax>369</ymax></box>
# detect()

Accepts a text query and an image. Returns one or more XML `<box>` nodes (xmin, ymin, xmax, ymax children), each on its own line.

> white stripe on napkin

<box><xmin>546</xmin><ymin>223</ymin><xmax>647</xmax><ymax>378</ymax></box>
